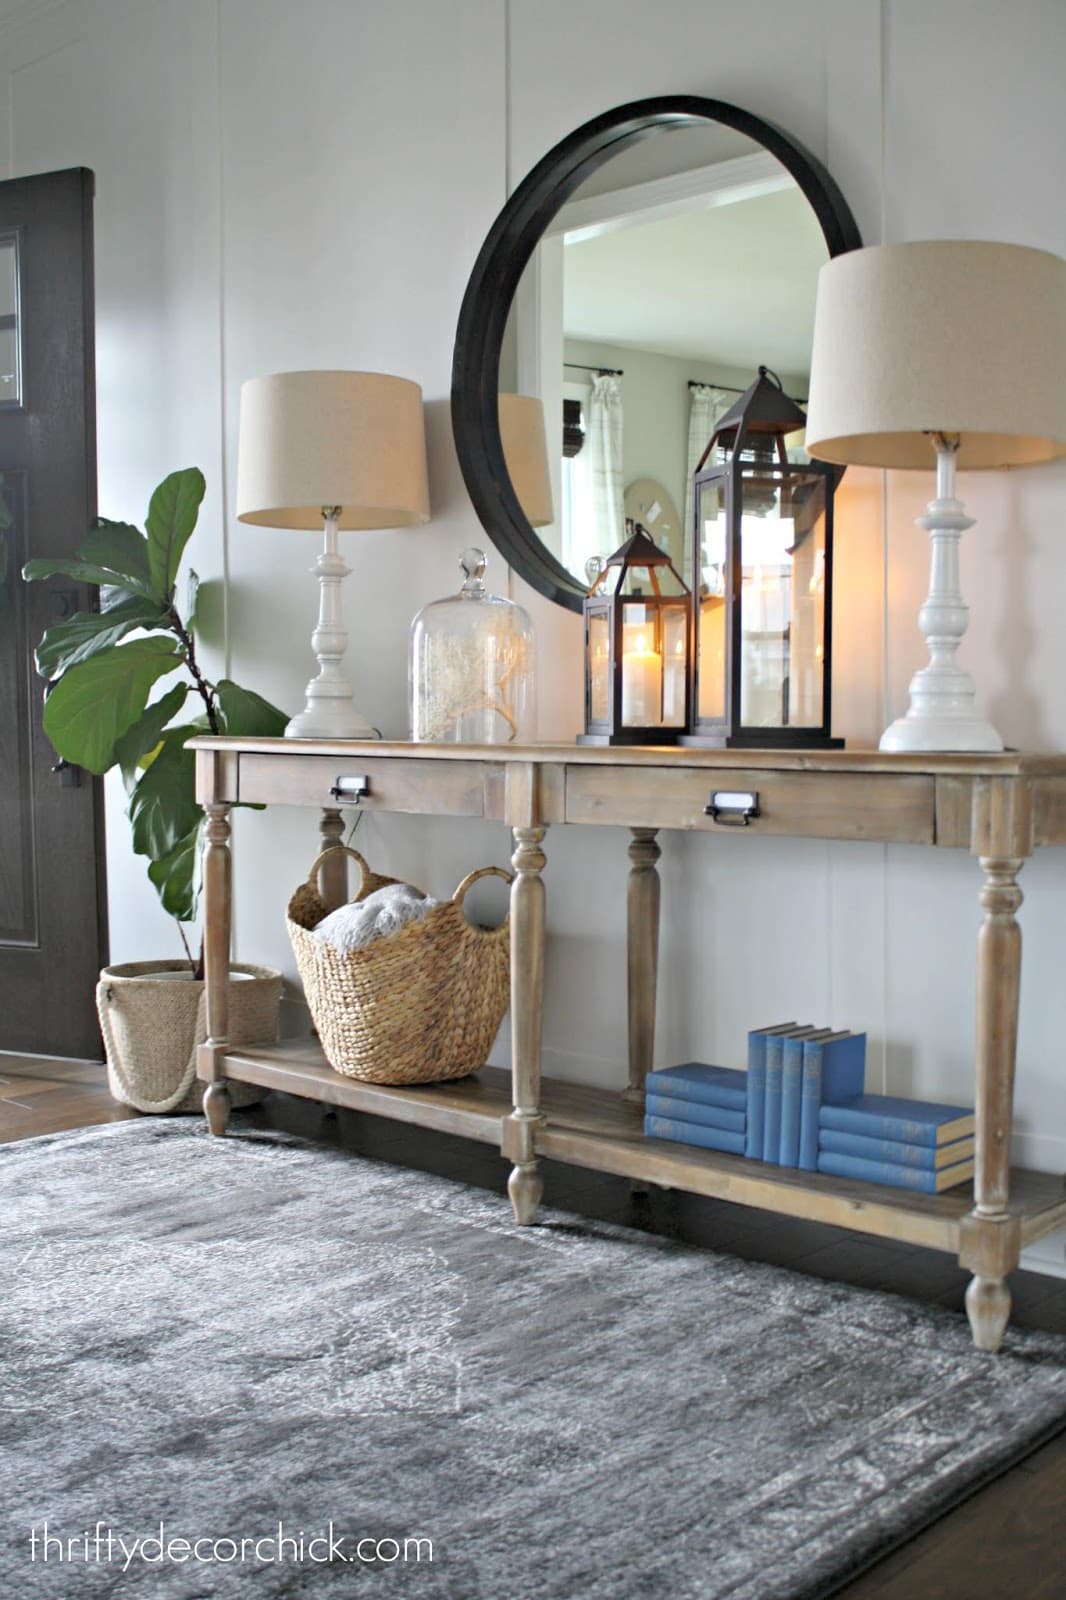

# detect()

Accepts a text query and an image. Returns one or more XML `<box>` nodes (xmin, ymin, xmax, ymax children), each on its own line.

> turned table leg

<box><xmin>961</xmin><ymin>854</ymin><xmax>1025</xmax><ymax>1351</ymax></box>
<box><xmin>505</xmin><ymin>824</ymin><xmax>547</xmax><ymax>1225</ymax></box>
<box><xmin>625</xmin><ymin>828</ymin><xmax>661</xmax><ymax>1106</ymax></box>
<box><xmin>200</xmin><ymin>802</ymin><xmax>233</xmax><ymax>1136</ymax></box>
<box><xmin>318</xmin><ymin>807</ymin><xmax>348</xmax><ymax>909</ymax></box>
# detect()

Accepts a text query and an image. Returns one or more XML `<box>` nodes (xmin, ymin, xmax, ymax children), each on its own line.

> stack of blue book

<box><xmin>642</xmin><ymin>1041</ymin><xmax>974</xmax><ymax>1196</ymax></box>
<box><xmin>818</xmin><ymin>1095</ymin><xmax>975</xmax><ymax>1193</ymax></box>
<box><xmin>643</xmin><ymin>1063</ymin><xmax>747</xmax><ymax>1154</ymax></box>
<box><xmin>746</xmin><ymin>1022</ymin><xmax>867</xmax><ymax>1171</ymax></box>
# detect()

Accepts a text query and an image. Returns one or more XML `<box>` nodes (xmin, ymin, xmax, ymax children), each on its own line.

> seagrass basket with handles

<box><xmin>286</xmin><ymin>846</ymin><xmax>511</xmax><ymax>1085</ymax></box>
<box><xmin>96</xmin><ymin>961</ymin><xmax>281</xmax><ymax>1114</ymax></box>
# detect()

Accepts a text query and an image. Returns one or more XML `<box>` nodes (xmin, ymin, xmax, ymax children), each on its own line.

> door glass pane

<box><xmin>786</xmin><ymin>476</ymin><xmax>828</xmax><ymax>727</ymax></box>
<box><xmin>661</xmin><ymin>604</ymin><xmax>687</xmax><ymax>727</ymax></box>
<box><xmin>0</xmin><ymin>236</ymin><xmax>20</xmax><ymax>407</ymax></box>
<box><xmin>697</xmin><ymin>478</ymin><xmax>726</xmax><ymax>722</ymax></box>
<box><xmin>0</xmin><ymin>471</ymin><xmax>38</xmax><ymax>945</ymax></box>
<box><xmin>737</xmin><ymin>473</ymin><xmax>826</xmax><ymax>730</ymax></box>
<box><xmin>587</xmin><ymin>610</ymin><xmax>610</xmax><ymax>724</ymax></box>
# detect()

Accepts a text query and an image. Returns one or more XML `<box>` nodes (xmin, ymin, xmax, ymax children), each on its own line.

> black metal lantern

<box><xmin>579</xmin><ymin>523</ymin><xmax>690</xmax><ymax>746</ymax></box>
<box><xmin>683</xmin><ymin>367</ymin><xmax>842</xmax><ymax>749</ymax></box>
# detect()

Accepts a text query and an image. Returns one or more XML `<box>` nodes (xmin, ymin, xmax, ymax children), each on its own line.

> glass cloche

<box><xmin>410</xmin><ymin>548</ymin><xmax>535</xmax><ymax>743</ymax></box>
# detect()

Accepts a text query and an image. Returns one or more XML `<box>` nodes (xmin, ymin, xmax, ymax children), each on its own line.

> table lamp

<box><xmin>804</xmin><ymin>241</ymin><xmax>1066</xmax><ymax>752</ymax></box>
<box><xmin>236</xmin><ymin>369</ymin><xmax>430</xmax><ymax>739</ymax></box>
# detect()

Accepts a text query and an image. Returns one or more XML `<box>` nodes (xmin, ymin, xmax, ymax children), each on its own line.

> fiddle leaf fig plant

<box><xmin>23</xmin><ymin>467</ymin><xmax>287</xmax><ymax>962</ymax></box>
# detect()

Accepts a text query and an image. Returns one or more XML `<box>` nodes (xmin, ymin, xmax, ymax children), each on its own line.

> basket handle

<box><xmin>452</xmin><ymin>865</ymin><xmax>514</xmax><ymax>905</ymax></box>
<box><xmin>303</xmin><ymin>845</ymin><xmax>375</xmax><ymax>897</ymax></box>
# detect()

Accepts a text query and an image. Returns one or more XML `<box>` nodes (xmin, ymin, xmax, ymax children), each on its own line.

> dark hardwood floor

<box><xmin>4</xmin><ymin>1051</ymin><xmax>1066</xmax><ymax>1599</ymax></box>
<box><xmin>0</xmin><ymin>1052</ymin><xmax>138</xmax><ymax>1141</ymax></box>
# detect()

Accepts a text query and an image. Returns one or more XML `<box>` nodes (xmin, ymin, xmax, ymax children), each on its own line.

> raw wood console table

<box><xmin>191</xmin><ymin>737</ymin><xmax>1066</xmax><ymax>1352</ymax></box>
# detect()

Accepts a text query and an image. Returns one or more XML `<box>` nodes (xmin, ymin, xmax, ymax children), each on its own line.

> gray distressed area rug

<box><xmin>2</xmin><ymin>1122</ymin><xmax>1065</xmax><ymax>1600</ymax></box>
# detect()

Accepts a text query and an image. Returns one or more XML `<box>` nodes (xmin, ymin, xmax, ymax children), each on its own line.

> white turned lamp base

<box><xmin>880</xmin><ymin>709</ymin><xmax>1003</xmax><ymax>754</ymax></box>
<box><xmin>879</xmin><ymin>438</ymin><xmax>1004</xmax><ymax>755</ymax></box>
<box><xmin>284</xmin><ymin>509</ymin><xmax>379</xmax><ymax>742</ymax></box>
<box><xmin>285</xmin><ymin>702</ymin><xmax>377</xmax><ymax>740</ymax></box>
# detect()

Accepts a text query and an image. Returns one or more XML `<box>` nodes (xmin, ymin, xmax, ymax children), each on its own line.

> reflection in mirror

<box><xmin>498</xmin><ymin>124</ymin><xmax>829</xmax><ymax>590</ymax></box>
<box><xmin>0</xmin><ymin>235</ymin><xmax>21</xmax><ymax>407</ymax></box>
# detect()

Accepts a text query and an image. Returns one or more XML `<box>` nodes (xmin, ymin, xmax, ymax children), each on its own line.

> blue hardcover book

<box><xmin>797</xmin><ymin>1032</ymin><xmax>866</xmax><ymax>1172</ymax></box>
<box><xmin>646</xmin><ymin>1063</ymin><xmax>747</xmax><ymax>1113</ymax></box>
<box><xmin>745</xmin><ymin>1023</ymin><xmax>797</xmax><ymax>1160</ymax></box>
<box><xmin>819</xmin><ymin>1094</ymin><xmax>974</xmax><ymax>1148</ymax></box>
<box><xmin>764</xmin><ymin>1027</ymin><xmax>818</xmax><ymax>1164</ymax></box>
<box><xmin>780</xmin><ymin>1029</ymin><xmax>833</xmax><ymax>1168</ymax></box>
<box><xmin>819</xmin><ymin>1128</ymin><xmax>974</xmax><ymax>1170</ymax></box>
<box><xmin>644</xmin><ymin>1091</ymin><xmax>745</xmax><ymax>1134</ymax></box>
<box><xmin>817</xmin><ymin>1149</ymin><xmax>974</xmax><ymax>1193</ymax></box>
<box><xmin>644</xmin><ymin>1115</ymin><xmax>746</xmax><ymax>1156</ymax></box>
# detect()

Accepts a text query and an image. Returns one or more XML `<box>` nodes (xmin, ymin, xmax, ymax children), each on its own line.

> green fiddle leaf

<box><xmin>34</xmin><ymin>595</ymin><xmax>167</xmax><ymax>679</ymax></box>
<box><xmin>114</xmin><ymin>682</ymin><xmax>190</xmax><ymax>793</ymax></box>
<box><xmin>80</xmin><ymin>520</ymin><xmax>152</xmax><ymax>589</ymax></box>
<box><xmin>128</xmin><ymin>724</ymin><xmax>200</xmax><ymax>861</ymax></box>
<box><xmin>41</xmin><ymin>636</ymin><xmax>183</xmax><ymax>773</ymax></box>
<box><xmin>145</xmin><ymin>468</ymin><xmax>205</xmax><ymax>601</ymax></box>
<box><xmin>23</xmin><ymin>555</ymin><xmax>150</xmax><ymax>595</ymax></box>
<box><xmin>23</xmin><ymin>518</ymin><xmax>156</xmax><ymax>600</ymax></box>
<box><xmin>147</xmin><ymin>816</ymin><xmax>204</xmax><ymax>922</ymax></box>
<box><xmin>215</xmin><ymin>678</ymin><xmax>288</xmax><ymax>737</ymax></box>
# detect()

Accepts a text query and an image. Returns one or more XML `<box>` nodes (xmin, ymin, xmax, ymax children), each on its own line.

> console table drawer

<box><xmin>564</xmin><ymin>765</ymin><xmax>936</xmax><ymax>843</ymax></box>
<box><xmin>237</xmin><ymin>754</ymin><xmax>492</xmax><ymax>817</ymax></box>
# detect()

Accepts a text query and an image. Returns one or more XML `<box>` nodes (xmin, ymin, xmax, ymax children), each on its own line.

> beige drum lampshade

<box><xmin>499</xmin><ymin>392</ymin><xmax>554</xmax><ymax>527</ymax></box>
<box><xmin>236</xmin><ymin>369</ymin><xmax>430</xmax><ymax>528</ymax></box>
<box><xmin>804</xmin><ymin>240</ymin><xmax>1066</xmax><ymax>470</ymax></box>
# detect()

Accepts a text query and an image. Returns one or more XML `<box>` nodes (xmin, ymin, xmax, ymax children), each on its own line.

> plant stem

<box><xmin>170</xmin><ymin>606</ymin><xmax>212</xmax><ymax>975</ymax></box>
<box><xmin>169</xmin><ymin>606</ymin><xmax>220</xmax><ymax>733</ymax></box>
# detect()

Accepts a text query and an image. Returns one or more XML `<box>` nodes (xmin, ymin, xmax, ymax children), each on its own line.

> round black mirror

<box><xmin>451</xmin><ymin>94</ymin><xmax>861</xmax><ymax>612</ymax></box>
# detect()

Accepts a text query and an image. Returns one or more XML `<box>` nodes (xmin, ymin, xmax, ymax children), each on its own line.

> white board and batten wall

<box><xmin>2</xmin><ymin>0</ymin><xmax>1065</xmax><ymax>1274</ymax></box>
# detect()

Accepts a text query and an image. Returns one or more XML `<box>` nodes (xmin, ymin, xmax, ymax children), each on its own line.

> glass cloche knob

<box><xmin>460</xmin><ymin>547</ymin><xmax>488</xmax><ymax>595</ymax></box>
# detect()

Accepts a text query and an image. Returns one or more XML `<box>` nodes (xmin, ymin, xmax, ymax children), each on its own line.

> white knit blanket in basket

<box><xmin>312</xmin><ymin>883</ymin><xmax>439</xmax><ymax>954</ymax></box>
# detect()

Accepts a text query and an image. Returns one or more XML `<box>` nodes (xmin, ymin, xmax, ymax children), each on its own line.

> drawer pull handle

<box><xmin>329</xmin><ymin>775</ymin><xmax>370</xmax><ymax>804</ymax></box>
<box><xmin>705</xmin><ymin>789</ymin><xmax>760</xmax><ymax>826</ymax></box>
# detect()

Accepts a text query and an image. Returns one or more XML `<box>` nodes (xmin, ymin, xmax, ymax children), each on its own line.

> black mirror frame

<box><xmin>451</xmin><ymin>94</ymin><xmax>863</xmax><ymax>613</ymax></box>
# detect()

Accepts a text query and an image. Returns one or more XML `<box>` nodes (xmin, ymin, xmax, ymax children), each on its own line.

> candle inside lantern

<box><xmin>621</xmin><ymin>625</ymin><xmax>662</xmax><ymax>727</ymax></box>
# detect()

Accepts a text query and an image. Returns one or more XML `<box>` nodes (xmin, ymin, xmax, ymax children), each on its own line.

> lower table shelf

<box><xmin>213</xmin><ymin>1039</ymin><xmax>1066</xmax><ymax>1258</ymax></box>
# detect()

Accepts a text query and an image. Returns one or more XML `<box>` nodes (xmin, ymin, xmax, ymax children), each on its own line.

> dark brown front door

<box><xmin>0</xmin><ymin>167</ymin><xmax>106</xmax><ymax>1059</ymax></box>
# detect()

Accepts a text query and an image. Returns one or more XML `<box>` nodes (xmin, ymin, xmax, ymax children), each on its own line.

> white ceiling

<box><xmin>562</xmin><ymin>184</ymin><xmax>828</xmax><ymax>378</ymax></box>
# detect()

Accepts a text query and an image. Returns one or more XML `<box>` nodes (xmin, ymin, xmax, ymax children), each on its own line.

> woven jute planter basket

<box><xmin>96</xmin><ymin>960</ymin><xmax>282</xmax><ymax>1114</ymax></box>
<box><xmin>286</xmin><ymin>846</ymin><xmax>511</xmax><ymax>1086</ymax></box>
